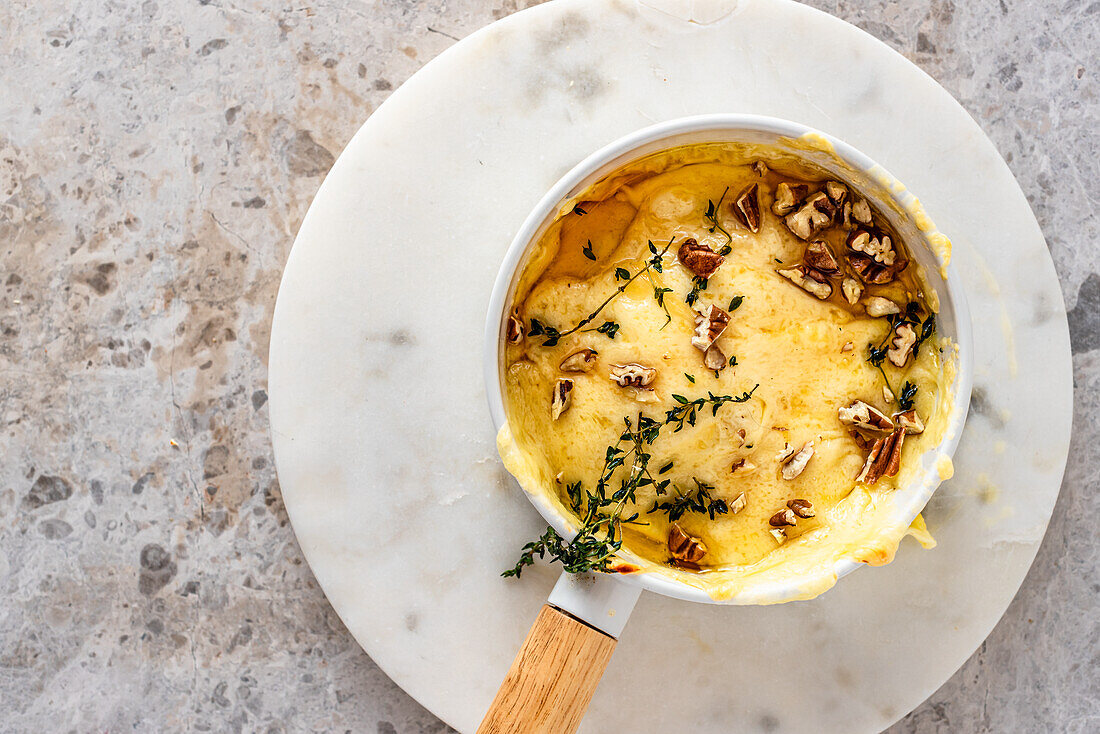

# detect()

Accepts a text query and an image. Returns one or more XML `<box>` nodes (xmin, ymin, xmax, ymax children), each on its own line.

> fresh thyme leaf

<box><xmin>663</xmin><ymin>385</ymin><xmax>759</xmax><ymax>432</ymax></box>
<box><xmin>913</xmin><ymin>314</ymin><xmax>936</xmax><ymax>357</ymax></box>
<box><xmin>868</xmin><ymin>343</ymin><xmax>888</xmax><ymax>367</ymax></box>
<box><xmin>659</xmin><ymin>461</ymin><xmax>673</xmax><ymax>474</ymax></box>
<box><xmin>704</xmin><ymin>187</ymin><xmax>733</xmax><ymax>254</ymax></box>
<box><xmin>647</xmin><ymin>477</ymin><xmax>729</xmax><ymax>522</ymax></box>
<box><xmin>898</xmin><ymin>381</ymin><xmax>918</xmax><ymax>410</ymax></box>
<box><xmin>684</xmin><ymin>373</ymin><xmax>696</xmax><ymax>383</ymax></box>
<box><xmin>649</xmin><ymin>282</ymin><xmax>673</xmax><ymax>329</ymax></box>
<box><xmin>588</xmin><ymin>320</ymin><xmax>620</xmax><ymax>339</ymax></box>
<box><xmin>582</xmin><ymin>240</ymin><xmax>596</xmax><ymax>261</ymax></box>
<box><xmin>527</xmin><ymin>240</ymin><xmax>674</xmax><ymax>347</ymax></box>
<box><xmin>728</xmin><ymin>355</ymin><xmax>738</xmax><ymax>367</ymax></box>
<box><xmin>501</xmin><ymin>526</ymin><xmax>564</xmax><ymax>578</ymax></box>
<box><xmin>685</xmin><ymin>276</ymin><xmax>708</xmax><ymax>306</ymax></box>
<box><xmin>774</xmin><ymin>258</ymin><xmax>783</xmax><ymax>264</ymax></box>
<box><xmin>728</xmin><ymin>295</ymin><xmax>744</xmax><ymax>312</ymax></box>
<box><xmin>573</xmin><ymin>204</ymin><xmax>587</xmax><ymax>216</ymax></box>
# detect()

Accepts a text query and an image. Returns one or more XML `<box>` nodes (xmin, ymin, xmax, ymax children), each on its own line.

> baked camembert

<box><xmin>498</xmin><ymin>143</ymin><xmax>953</xmax><ymax>601</ymax></box>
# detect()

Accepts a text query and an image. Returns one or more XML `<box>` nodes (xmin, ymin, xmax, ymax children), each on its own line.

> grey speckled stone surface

<box><xmin>0</xmin><ymin>0</ymin><xmax>1095</xmax><ymax>732</ymax></box>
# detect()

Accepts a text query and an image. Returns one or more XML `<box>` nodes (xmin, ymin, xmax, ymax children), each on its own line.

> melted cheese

<box><xmin>500</xmin><ymin>143</ymin><xmax>956</xmax><ymax>602</ymax></box>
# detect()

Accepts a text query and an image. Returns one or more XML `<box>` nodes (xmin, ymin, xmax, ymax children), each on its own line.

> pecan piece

<box><xmin>805</xmin><ymin>240</ymin><xmax>840</xmax><ymax>273</ymax></box>
<box><xmin>610</xmin><ymin>363</ymin><xmax>657</xmax><ymax>388</ymax></box>
<box><xmin>887</xmin><ymin>323</ymin><xmax>917</xmax><ymax>367</ymax></box>
<box><xmin>784</xmin><ymin>192</ymin><xmax>834</xmax><ymax>240</ymax></box>
<box><xmin>769</xmin><ymin>528</ymin><xmax>788</xmax><ymax>544</ymax></box>
<box><xmin>732</xmin><ymin>183</ymin><xmax>762</xmax><ymax>233</ymax></box>
<box><xmin>847</xmin><ymin>252</ymin><xmax>904</xmax><ymax>284</ymax></box>
<box><xmin>730</xmin><ymin>492</ymin><xmax>747</xmax><ymax>514</ymax></box>
<box><xmin>779</xmin><ymin>440</ymin><xmax>814</xmax><ymax>480</ymax></box>
<box><xmin>851</xmin><ymin>197</ymin><xmax>873</xmax><ymax>225</ymax></box>
<box><xmin>751</xmin><ymin>160</ymin><xmax>769</xmax><ymax>177</ymax></box>
<box><xmin>772</xmin><ymin>182</ymin><xmax>810</xmax><ymax>216</ymax></box>
<box><xmin>769</xmin><ymin>508</ymin><xmax>797</xmax><ymax>527</ymax></box>
<box><xmin>893</xmin><ymin>409</ymin><xmax>925</xmax><ymax>434</ymax></box>
<box><xmin>506</xmin><ymin>311</ymin><xmax>524</xmax><ymax>344</ymax></box>
<box><xmin>864</xmin><ymin>296</ymin><xmax>901</xmax><ymax>318</ymax></box>
<box><xmin>731</xmin><ymin>459</ymin><xmax>756</xmax><ymax>474</ymax></box>
<box><xmin>559</xmin><ymin>348</ymin><xmax>598</xmax><ymax>373</ymax></box>
<box><xmin>847</xmin><ymin>227</ymin><xmax>897</xmax><ymax>266</ymax></box>
<box><xmin>787</xmin><ymin>499</ymin><xmax>815</xmax><ymax>518</ymax></box>
<box><xmin>678</xmin><ymin>238</ymin><xmax>724</xmax><ymax>278</ymax></box>
<box><xmin>668</xmin><ymin>523</ymin><xmax>707</xmax><ymax>564</ymax></box>
<box><xmin>838</xmin><ymin>400</ymin><xmax>894</xmax><ymax>433</ymax></box>
<box><xmin>691</xmin><ymin>304</ymin><xmax>731</xmax><ymax>352</ymax></box>
<box><xmin>551</xmin><ymin>379</ymin><xmax>573</xmax><ymax>420</ymax></box>
<box><xmin>703</xmin><ymin>344</ymin><xmax>727</xmax><ymax>371</ymax></box>
<box><xmin>857</xmin><ymin>428</ymin><xmax>905</xmax><ymax>485</ymax></box>
<box><xmin>778</xmin><ymin>265</ymin><xmax>832</xmax><ymax>300</ymax></box>
<box><xmin>841</xmin><ymin>276</ymin><xmax>863</xmax><ymax>305</ymax></box>
<box><xmin>825</xmin><ymin>181</ymin><xmax>848</xmax><ymax>206</ymax></box>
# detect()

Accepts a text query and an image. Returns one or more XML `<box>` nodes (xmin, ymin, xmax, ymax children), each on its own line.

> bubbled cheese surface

<box><xmin>499</xmin><ymin>144</ymin><xmax>953</xmax><ymax>602</ymax></box>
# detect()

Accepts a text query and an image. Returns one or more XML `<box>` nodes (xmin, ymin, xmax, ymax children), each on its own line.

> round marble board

<box><xmin>267</xmin><ymin>1</ymin><xmax>1073</xmax><ymax>732</ymax></box>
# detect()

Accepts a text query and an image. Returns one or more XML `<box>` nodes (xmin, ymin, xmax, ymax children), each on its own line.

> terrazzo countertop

<box><xmin>0</xmin><ymin>0</ymin><xmax>1096</xmax><ymax>731</ymax></box>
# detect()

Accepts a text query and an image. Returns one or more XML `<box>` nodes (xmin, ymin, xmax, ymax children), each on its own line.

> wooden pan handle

<box><xmin>477</xmin><ymin>604</ymin><xmax>617</xmax><ymax>734</ymax></box>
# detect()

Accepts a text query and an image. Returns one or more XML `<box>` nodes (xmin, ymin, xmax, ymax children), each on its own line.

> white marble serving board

<box><xmin>267</xmin><ymin>1</ymin><xmax>1073</xmax><ymax>732</ymax></box>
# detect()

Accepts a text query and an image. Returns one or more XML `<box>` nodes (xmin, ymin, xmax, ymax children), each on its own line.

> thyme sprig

<box><xmin>503</xmin><ymin>385</ymin><xmax>759</xmax><ymax>578</ymax></box>
<box><xmin>665</xmin><ymin>387</ymin><xmax>759</xmax><ymax>432</ymax></box>
<box><xmin>647</xmin><ymin>478</ymin><xmax>729</xmax><ymax>522</ymax></box>
<box><xmin>527</xmin><ymin>239</ymin><xmax>674</xmax><ymax>346</ymax></box>
<box><xmin>705</xmin><ymin>187</ymin><xmax>733</xmax><ymax>255</ymax></box>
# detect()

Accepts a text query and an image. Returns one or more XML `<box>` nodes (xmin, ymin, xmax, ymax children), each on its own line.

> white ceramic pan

<box><xmin>479</xmin><ymin>115</ymin><xmax>973</xmax><ymax>734</ymax></box>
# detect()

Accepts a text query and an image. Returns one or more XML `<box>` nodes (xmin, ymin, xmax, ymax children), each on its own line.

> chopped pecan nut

<box><xmin>668</xmin><ymin>523</ymin><xmax>707</xmax><ymax>563</ymax></box>
<box><xmin>864</xmin><ymin>296</ymin><xmax>901</xmax><ymax>318</ymax></box>
<box><xmin>851</xmin><ymin>197</ymin><xmax>872</xmax><ymax>225</ymax></box>
<box><xmin>887</xmin><ymin>323</ymin><xmax>917</xmax><ymax>367</ymax></box>
<box><xmin>551</xmin><ymin>379</ymin><xmax>573</xmax><ymax>420</ymax></box>
<box><xmin>847</xmin><ymin>251</ymin><xmax>905</xmax><ymax>284</ymax></box>
<box><xmin>883</xmin><ymin>385</ymin><xmax>895</xmax><ymax>403</ymax></box>
<box><xmin>703</xmin><ymin>344</ymin><xmax>727</xmax><ymax>371</ymax></box>
<box><xmin>857</xmin><ymin>428</ymin><xmax>905</xmax><ymax>485</ymax></box>
<box><xmin>841</xmin><ymin>341</ymin><xmax>854</xmax><ymax>352</ymax></box>
<box><xmin>732</xmin><ymin>183</ymin><xmax>762</xmax><ymax>233</ymax></box>
<box><xmin>730</xmin><ymin>492</ymin><xmax>747</xmax><ymax>514</ymax></box>
<box><xmin>772</xmin><ymin>182</ymin><xmax>810</xmax><ymax>216</ymax></box>
<box><xmin>838</xmin><ymin>400</ymin><xmax>894</xmax><ymax>433</ymax></box>
<box><xmin>691</xmin><ymin>304</ymin><xmax>731</xmax><ymax>352</ymax></box>
<box><xmin>780</xmin><ymin>440</ymin><xmax>814</xmax><ymax>480</ymax></box>
<box><xmin>778</xmin><ymin>265</ymin><xmax>832</xmax><ymax>300</ymax></box>
<box><xmin>841</xmin><ymin>276</ymin><xmax>863</xmax><ymax>305</ymax></box>
<box><xmin>751</xmin><ymin>160</ymin><xmax>769</xmax><ymax>177</ymax></box>
<box><xmin>506</xmin><ymin>311</ymin><xmax>525</xmax><ymax>344</ymax></box>
<box><xmin>559</xmin><ymin>348</ymin><xmax>598</xmax><ymax>373</ymax></box>
<box><xmin>847</xmin><ymin>227</ymin><xmax>897</xmax><ymax>266</ymax></box>
<box><xmin>769</xmin><ymin>528</ymin><xmax>788</xmax><ymax>544</ymax></box>
<box><xmin>825</xmin><ymin>181</ymin><xmax>848</xmax><ymax>206</ymax></box>
<box><xmin>787</xmin><ymin>498</ymin><xmax>815</xmax><ymax>518</ymax></box>
<box><xmin>893</xmin><ymin>409</ymin><xmax>925</xmax><ymax>434</ymax></box>
<box><xmin>805</xmin><ymin>240</ymin><xmax>840</xmax><ymax>273</ymax></box>
<box><xmin>610</xmin><ymin>363</ymin><xmax>657</xmax><ymax>388</ymax></box>
<box><xmin>784</xmin><ymin>192</ymin><xmax>834</xmax><ymax>240</ymax></box>
<box><xmin>769</xmin><ymin>508</ymin><xmax>797</xmax><ymax>527</ymax></box>
<box><xmin>678</xmin><ymin>238</ymin><xmax>724</xmax><ymax>278</ymax></box>
<box><xmin>731</xmin><ymin>459</ymin><xmax>756</xmax><ymax>474</ymax></box>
